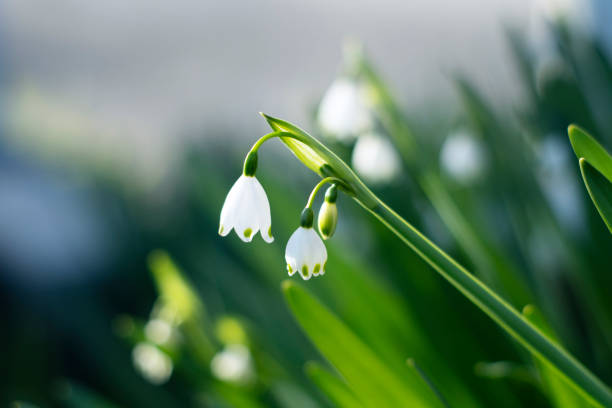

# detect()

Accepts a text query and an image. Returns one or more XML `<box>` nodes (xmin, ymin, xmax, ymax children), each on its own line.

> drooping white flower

<box><xmin>351</xmin><ymin>132</ymin><xmax>401</xmax><ymax>184</ymax></box>
<box><xmin>440</xmin><ymin>130</ymin><xmax>487</xmax><ymax>185</ymax></box>
<box><xmin>317</xmin><ymin>77</ymin><xmax>372</xmax><ymax>141</ymax></box>
<box><xmin>285</xmin><ymin>226</ymin><xmax>327</xmax><ymax>280</ymax></box>
<box><xmin>219</xmin><ymin>175</ymin><xmax>274</xmax><ymax>243</ymax></box>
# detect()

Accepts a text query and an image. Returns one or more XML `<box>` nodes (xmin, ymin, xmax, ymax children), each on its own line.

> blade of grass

<box><xmin>568</xmin><ymin>125</ymin><xmax>612</xmax><ymax>182</ymax></box>
<box><xmin>305</xmin><ymin>362</ymin><xmax>364</xmax><ymax>408</ymax></box>
<box><xmin>579</xmin><ymin>158</ymin><xmax>612</xmax><ymax>233</ymax></box>
<box><xmin>282</xmin><ymin>280</ymin><xmax>445</xmax><ymax>408</ymax></box>
<box><xmin>359</xmin><ymin>196</ymin><xmax>612</xmax><ymax>407</ymax></box>
<box><xmin>523</xmin><ymin>305</ymin><xmax>595</xmax><ymax>408</ymax></box>
<box><xmin>407</xmin><ymin>359</ymin><xmax>451</xmax><ymax>408</ymax></box>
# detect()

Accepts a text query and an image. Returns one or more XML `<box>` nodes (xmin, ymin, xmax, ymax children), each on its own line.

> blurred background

<box><xmin>2</xmin><ymin>0</ymin><xmax>612</xmax><ymax>407</ymax></box>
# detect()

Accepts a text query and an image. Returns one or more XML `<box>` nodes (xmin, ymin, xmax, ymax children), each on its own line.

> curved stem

<box><xmin>306</xmin><ymin>177</ymin><xmax>344</xmax><ymax>208</ymax></box>
<box><xmin>356</xmin><ymin>195</ymin><xmax>612</xmax><ymax>408</ymax></box>
<box><xmin>249</xmin><ymin>131</ymin><xmax>300</xmax><ymax>153</ymax></box>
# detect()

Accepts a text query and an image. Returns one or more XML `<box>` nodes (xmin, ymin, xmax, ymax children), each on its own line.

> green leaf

<box><xmin>523</xmin><ymin>305</ymin><xmax>595</xmax><ymax>408</ymax></box>
<box><xmin>305</xmin><ymin>362</ymin><xmax>364</xmax><ymax>408</ymax></box>
<box><xmin>579</xmin><ymin>158</ymin><xmax>612</xmax><ymax>233</ymax></box>
<box><xmin>568</xmin><ymin>125</ymin><xmax>612</xmax><ymax>182</ymax></box>
<box><xmin>282</xmin><ymin>280</ymin><xmax>444</xmax><ymax>408</ymax></box>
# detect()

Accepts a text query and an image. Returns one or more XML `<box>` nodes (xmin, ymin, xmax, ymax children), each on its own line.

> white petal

<box><xmin>285</xmin><ymin>227</ymin><xmax>307</xmax><ymax>275</ymax></box>
<box><xmin>251</xmin><ymin>177</ymin><xmax>274</xmax><ymax>243</ymax></box>
<box><xmin>219</xmin><ymin>175</ymin><xmax>250</xmax><ymax>236</ymax></box>
<box><xmin>233</xmin><ymin>177</ymin><xmax>261</xmax><ymax>242</ymax></box>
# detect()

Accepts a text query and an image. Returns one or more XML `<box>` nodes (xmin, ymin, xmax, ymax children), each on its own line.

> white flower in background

<box><xmin>219</xmin><ymin>175</ymin><xmax>274</xmax><ymax>243</ymax></box>
<box><xmin>537</xmin><ymin>135</ymin><xmax>584</xmax><ymax>234</ymax></box>
<box><xmin>132</xmin><ymin>343</ymin><xmax>173</xmax><ymax>385</ymax></box>
<box><xmin>440</xmin><ymin>130</ymin><xmax>487</xmax><ymax>185</ymax></box>
<box><xmin>317</xmin><ymin>77</ymin><xmax>372</xmax><ymax>141</ymax></box>
<box><xmin>351</xmin><ymin>133</ymin><xmax>401</xmax><ymax>184</ymax></box>
<box><xmin>285</xmin><ymin>208</ymin><xmax>327</xmax><ymax>280</ymax></box>
<box><xmin>144</xmin><ymin>318</ymin><xmax>174</xmax><ymax>345</ymax></box>
<box><xmin>211</xmin><ymin>344</ymin><xmax>254</xmax><ymax>384</ymax></box>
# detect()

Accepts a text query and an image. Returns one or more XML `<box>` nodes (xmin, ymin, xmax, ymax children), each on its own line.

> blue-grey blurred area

<box><xmin>2</xmin><ymin>1</ymin><xmax>612</xmax><ymax>407</ymax></box>
<box><xmin>0</xmin><ymin>0</ymin><xmax>540</xmax><ymax>285</ymax></box>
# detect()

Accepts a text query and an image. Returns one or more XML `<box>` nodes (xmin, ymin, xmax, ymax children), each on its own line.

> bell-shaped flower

<box><xmin>219</xmin><ymin>175</ymin><xmax>274</xmax><ymax>243</ymax></box>
<box><xmin>285</xmin><ymin>227</ymin><xmax>327</xmax><ymax>280</ymax></box>
<box><xmin>352</xmin><ymin>132</ymin><xmax>401</xmax><ymax>184</ymax></box>
<box><xmin>285</xmin><ymin>208</ymin><xmax>327</xmax><ymax>280</ymax></box>
<box><xmin>317</xmin><ymin>77</ymin><xmax>372</xmax><ymax>142</ymax></box>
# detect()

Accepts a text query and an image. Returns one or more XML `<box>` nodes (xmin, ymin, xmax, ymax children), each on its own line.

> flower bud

<box><xmin>318</xmin><ymin>185</ymin><xmax>338</xmax><ymax>239</ymax></box>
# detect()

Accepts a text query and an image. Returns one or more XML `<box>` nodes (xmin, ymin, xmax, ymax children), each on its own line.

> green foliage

<box><xmin>567</xmin><ymin>125</ymin><xmax>612</xmax><ymax>232</ymax></box>
<box><xmin>304</xmin><ymin>362</ymin><xmax>363</xmax><ymax>408</ymax></box>
<box><xmin>282</xmin><ymin>280</ymin><xmax>444</xmax><ymax>408</ymax></box>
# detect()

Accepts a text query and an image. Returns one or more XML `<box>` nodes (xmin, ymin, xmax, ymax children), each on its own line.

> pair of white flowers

<box><xmin>219</xmin><ymin>174</ymin><xmax>327</xmax><ymax>280</ymax></box>
<box><xmin>317</xmin><ymin>77</ymin><xmax>402</xmax><ymax>184</ymax></box>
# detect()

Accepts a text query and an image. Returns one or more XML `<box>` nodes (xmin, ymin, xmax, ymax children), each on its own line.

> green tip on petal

<box><xmin>243</xmin><ymin>228</ymin><xmax>252</xmax><ymax>238</ymax></box>
<box><xmin>268</xmin><ymin>226</ymin><xmax>273</xmax><ymax>238</ymax></box>
<box><xmin>301</xmin><ymin>265</ymin><xmax>310</xmax><ymax>279</ymax></box>
<box><xmin>219</xmin><ymin>225</ymin><xmax>224</xmax><ymax>235</ymax></box>
<box><xmin>313</xmin><ymin>264</ymin><xmax>321</xmax><ymax>274</ymax></box>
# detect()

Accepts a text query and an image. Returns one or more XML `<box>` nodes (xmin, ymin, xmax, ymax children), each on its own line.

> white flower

<box><xmin>285</xmin><ymin>227</ymin><xmax>327</xmax><ymax>280</ymax></box>
<box><xmin>219</xmin><ymin>175</ymin><xmax>274</xmax><ymax>243</ymax></box>
<box><xmin>210</xmin><ymin>344</ymin><xmax>254</xmax><ymax>384</ymax></box>
<box><xmin>132</xmin><ymin>343</ymin><xmax>173</xmax><ymax>385</ymax></box>
<box><xmin>440</xmin><ymin>130</ymin><xmax>487</xmax><ymax>185</ymax></box>
<box><xmin>317</xmin><ymin>78</ymin><xmax>372</xmax><ymax>141</ymax></box>
<box><xmin>351</xmin><ymin>133</ymin><xmax>401</xmax><ymax>184</ymax></box>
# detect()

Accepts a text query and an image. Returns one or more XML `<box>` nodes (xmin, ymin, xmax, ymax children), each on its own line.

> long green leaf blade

<box><xmin>282</xmin><ymin>280</ymin><xmax>444</xmax><ymax>408</ymax></box>
<box><xmin>305</xmin><ymin>362</ymin><xmax>364</xmax><ymax>408</ymax></box>
<box><xmin>579</xmin><ymin>158</ymin><xmax>612</xmax><ymax>233</ymax></box>
<box><xmin>523</xmin><ymin>306</ymin><xmax>595</xmax><ymax>408</ymax></box>
<box><xmin>568</xmin><ymin>125</ymin><xmax>612</xmax><ymax>182</ymax></box>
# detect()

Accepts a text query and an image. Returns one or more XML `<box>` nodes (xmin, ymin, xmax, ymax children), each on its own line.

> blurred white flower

<box><xmin>317</xmin><ymin>78</ymin><xmax>372</xmax><ymax>141</ymax></box>
<box><xmin>210</xmin><ymin>344</ymin><xmax>254</xmax><ymax>384</ymax></box>
<box><xmin>351</xmin><ymin>133</ymin><xmax>401</xmax><ymax>184</ymax></box>
<box><xmin>144</xmin><ymin>318</ymin><xmax>173</xmax><ymax>345</ymax></box>
<box><xmin>132</xmin><ymin>343</ymin><xmax>173</xmax><ymax>385</ymax></box>
<box><xmin>285</xmin><ymin>227</ymin><xmax>327</xmax><ymax>280</ymax></box>
<box><xmin>219</xmin><ymin>175</ymin><xmax>274</xmax><ymax>243</ymax></box>
<box><xmin>537</xmin><ymin>135</ymin><xmax>584</xmax><ymax>233</ymax></box>
<box><xmin>440</xmin><ymin>131</ymin><xmax>487</xmax><ymax>184</ymax></box>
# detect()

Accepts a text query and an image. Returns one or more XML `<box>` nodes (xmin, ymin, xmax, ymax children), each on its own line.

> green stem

<box><xmin>356</xmin><ymin>195</ymin><xmax>612</xmax><ymax>408</ymax></box>
<box><xmin>306</xmin><ymin>177</ymin><xmax>344</xmax><ymax>209</ymax></box>
<box><xmin>249</xmin><ymin>131</ymin><xmax>295</xmax><ymax>153</ymax></box>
